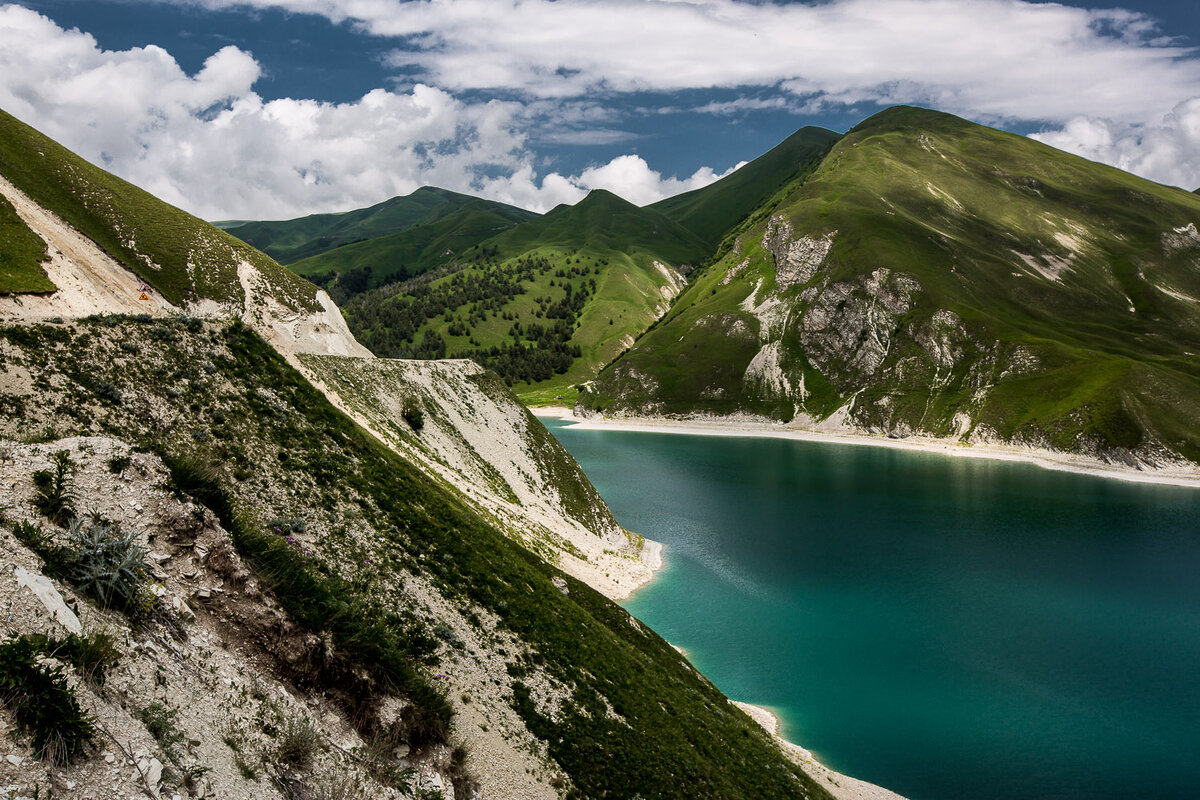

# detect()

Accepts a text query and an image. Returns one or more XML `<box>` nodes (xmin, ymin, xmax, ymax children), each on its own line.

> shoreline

<box><xmin>731</xmin><ymin>702</ymin><xmax>909</xmax><ymax>800</ymax></box>
<box><xmin>532</xmin><ymin>406</ymin><xmax>1200</xmax><ymax>490</ymax></box>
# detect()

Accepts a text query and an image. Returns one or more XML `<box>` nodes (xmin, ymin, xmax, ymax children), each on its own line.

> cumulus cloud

<box><xmin>0</xmin><ymin>4</ymin><xmax>735</xmax><ymax>218</ymax></box>
<box><xmin>1031</xmin><ymin>98</ymin><xmax>1200</xmax><ymax>192</ymax></box>
<box><xmin>187</xmin><ymin>0</ymin><xmax>1200</xmax><ymax>124</ymax></box>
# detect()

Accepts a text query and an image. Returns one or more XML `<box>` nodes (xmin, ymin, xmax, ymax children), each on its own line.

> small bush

<box><xmin>62</xmin><ymin>518</ymin><xmax>149</xmax><ymax>611</ymax></box>
<box><xmin>137</xmin><ymin>702</ymin><xmax>186</xmax><ymax>754</ymax></box>
<box><xmin>396</xmin><ymin>703</ymin><xmax>449</xmax><ymax>756</ymax></box>
<box><xmin>273</xmin><ymin>713</ymin><xmax>320</xmax><ymax>771</ymax></box>
<box><xmin>31</xmin><ymin>449</ymin><xmax>75</xmax><ymax>525</ymax></box>
<box><xmin>26</xmin><ymin>631</ymin><xmax>120</xmax><ymax>688</ymax></box>
<box><xmin>107</xmin><ymin>454</ymin><xmax>131</xmax><ymax>474</ymax></box>
<box><xmin>402</xmin><ymin>404</ymin><xmax>424</xmax><ymax>432</ymax></box>
<box><xmin>12</xmin><ymin>518</ymin><xmax>51</xmax><ymax>552</ymax></box>
<box><xmin>93</xmin><ymin>380</ymin><xmax>123</xmax><ymax>404</ymax></box>
<box><xmin>0</xmin><ymin>636</ymin><xmax>94</xmax><ymax>764</ymax></box>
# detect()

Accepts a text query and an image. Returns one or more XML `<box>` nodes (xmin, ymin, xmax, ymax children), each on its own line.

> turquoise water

<box><xmin>542</xmin><ymin>418</ymin><xmax>1200</xmax><ymax>800</ymax></box>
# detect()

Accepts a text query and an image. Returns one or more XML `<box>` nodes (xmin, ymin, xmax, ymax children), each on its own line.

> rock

<box><xmin>170</xmin><ymin>595</ymin><xmax>196</xmax><ymax>622</ymax></box>
<box><xmin>6</xmin><ymin>754</ymin><xmax>23</xmax><ymax>766</ymax></box>
<box><xmin>551</xmin><ymin>576</ymin><xmax>569</xmax><ymax>595</ymax></box>
<box><xmin>145</xmin><ymin>757</ymin><xmax>163</xmax><ymax>788</ymax></box>
<box><xmin>104</xmin><ymin>752</ymin><xmax>116</xmax><ymax>764</ymax></box>
<box><xmin>14</xmin><ymin>567</ymin><xmax>82</xmax><ymax>634</ymax></box>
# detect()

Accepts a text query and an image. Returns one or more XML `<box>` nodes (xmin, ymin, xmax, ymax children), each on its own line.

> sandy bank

<box><xmin>732</xmin><ymin>702</ymin><xmax>909</xmax><ymax>800</ymax></box>
<box><xmin>531</xmin><ymin>407</ymin><xmax>1200</xmax><ymax>490</ymax></box>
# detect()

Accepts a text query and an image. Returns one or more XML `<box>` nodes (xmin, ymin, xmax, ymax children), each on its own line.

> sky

<box><xmin>3</xmin><ymin>0</ymin><xmax>1199</xmax><ymax>220</ymax></box>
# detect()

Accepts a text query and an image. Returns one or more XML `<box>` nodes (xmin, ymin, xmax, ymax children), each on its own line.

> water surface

<box><xmin>543</xmin><ymin>419</ymin><xmax>1200</xmax><ymax>800</ymax></box>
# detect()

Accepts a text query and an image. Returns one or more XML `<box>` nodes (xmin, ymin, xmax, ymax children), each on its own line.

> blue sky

<box><xmin>4</xmin><ymin>1</ymin><xmax>1200</xmax><ymax>219</ymax></box>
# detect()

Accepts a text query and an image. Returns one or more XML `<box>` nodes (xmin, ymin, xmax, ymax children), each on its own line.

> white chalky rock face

<box><xmin>14</xmin><ymin>566</ymin><xmax>81</xmax><ymax>634</ymax></box>
<box><xmin>761</xmin><ymin>216</ymin><xmax>836</xmax><ymax>289</ymax></box>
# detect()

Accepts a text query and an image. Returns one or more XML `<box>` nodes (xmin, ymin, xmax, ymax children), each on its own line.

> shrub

<box><xmin>273</xmin><ymin>713</ymin><xmax>320</xmax><ymax>771</ymax></box>
<box><xmin>26</xmin><ymin>631</ymin><xmax>120</xmax><ymax>688</ymax></box>
<box><xmin>396</xmin><ymin>703</ymin><xmax>449</xmax><ymax>756</ymax></box>
<box><xmin>0</xmin><ymin>636</ymin><xmax>94</xmax><ymax>764</ymax></box>
<box><xmin>137</xmin><ymin>702</ymin><xmax>186</xmax><ymax>754</ymax></box>
<box><xmin>402</xmin><ymin>403</ymin><xmax>424</xmax><ymax>432</ymax></box>
<box><xmin>62</xmin><ymin>517</ymin><xmax>150</xmax><ymax>612</ymax></box>
<box><xmin>107</xmin><ymin>454</ymin><xmax>131</xmax><ymax>474</ymax></box>
<box><xmin>31</xmin><ymin>449</ymin><xmax>75</xmax><ymax>525</ymax></box>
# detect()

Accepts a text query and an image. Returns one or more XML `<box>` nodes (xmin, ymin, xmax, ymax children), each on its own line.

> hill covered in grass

<box><xmin>0</xmin><ymin>109</ymin><xmax>315</xmax><ymax>311</ymax></box>
<box><xmin>341</xmin><ymin>189</ymin><xmax>709</xmax><ymax>395</ymax></box>
<box><xmin>225</xmin><ymin>186</ymin><xmax>537</xmax><ymax>279</ymax></box>
<box><xmin>650</xmin><ymin>126</ymin><xmax>840</xmax><ymax>253</ymax></box>
<box><xmin>288</xmin><ymin>198</ymin><xmax>540</xmax><ymax>295</ymax></box>
<box><xmin>583</xmin><ymin>106</ymin><xmax>1200</xmax><ymax>467</ymax></box>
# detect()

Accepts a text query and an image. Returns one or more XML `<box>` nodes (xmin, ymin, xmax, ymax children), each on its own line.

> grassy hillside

<box><xmin>226</xmin><ymin>186</ymin><xmax>537</xmax><ymax>266</ymax></box>
<box><xmin>289</xmin><ymin>200</ymin><xmax>539</xmax><ymax>295</ymax></box>
<box><xmin>0</xmin><ymin>316</ymin><xmax>832</xmax><ymax>800</ymax></box>
<box><xmin>0</xmin><ymin>191</ymin><xmax>53</xmax><ymax>294</ymax></box>
<box><xmin>584</xmin><ymin>106</ymin><xmax>1200</xmax><ymax>465</ymax></box>
<box><xmin>650</xmin><ymin>126</ymin><xmax>841</xmax><ymax>252</ymax></box>
<box><xmin>343</xmin><ymin>190</ymin><xmax>708</xmax><ymax>395</ymax></box>
<box><xmin>0</xmin><ymin>108</ymin><xmax>316</xmax><ymax>310</ymax></box>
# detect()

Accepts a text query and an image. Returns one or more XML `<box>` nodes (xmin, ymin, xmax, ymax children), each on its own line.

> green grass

<box><xmin>0</xmin><ymin>108</ymin><xmax>317</xmax><ymax>310</ymax></box>
<box><xmin>585</xmin><ymin>105</ymin><xmax>1200</xmax><ymax>463</ymax></box>
<box><xmin>0</xmin><ymin>191</ymin><xmax>53</xmax><ymax>294</ymax></box>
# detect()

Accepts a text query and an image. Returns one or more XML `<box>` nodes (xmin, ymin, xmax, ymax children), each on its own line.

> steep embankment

<box><xmin>0</xmin><ymin>318</ymin><xmax>833</xmax><ymax>800</ymax></box>
<box><xmin>583</xmin><ymin>106</ymin><xmax>1200</xmax><ymax>471</ymax></box>
<box><xmin>0</xmin><ymin>105</ymin><xmax>655</xmax><ymax>599</ymax></box>
<box><xmin>298</xmin><ymin>355</ymin><xmax>659</xmax><ymax>599</ymax></box>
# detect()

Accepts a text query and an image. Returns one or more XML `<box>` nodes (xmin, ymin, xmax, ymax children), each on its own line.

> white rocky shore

<box><xmin>533</xmin><ymin>407</ymin><xmax>1200</xmax><ymax>489</ymax></box>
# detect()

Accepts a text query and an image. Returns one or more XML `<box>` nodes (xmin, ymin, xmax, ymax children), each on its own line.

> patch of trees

<box><xmin>345</xmin><ymin>254</ymin><xmax>598</xmax><ymax>384</ymax></box>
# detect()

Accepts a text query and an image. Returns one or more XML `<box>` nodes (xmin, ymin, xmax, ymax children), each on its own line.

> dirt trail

<box><xmin>0</xmin><ymin>173</ymin><xmax>174</xmax><ymax>319</ymax></box>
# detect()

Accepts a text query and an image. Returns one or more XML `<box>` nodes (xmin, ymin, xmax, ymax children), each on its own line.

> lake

<box><xmin>542</xmin><ymin>417</ymin><xmax>1200</xmax><ymax>800</ymax></box>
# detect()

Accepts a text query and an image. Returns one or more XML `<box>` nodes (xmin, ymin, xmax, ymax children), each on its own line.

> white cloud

<box><xmin>574</xmin><ymin>155</ymin><xmax>744</xmax><ymax>207</ymax></box>
<box><xmin>0</xmin><ymin>4</ymin><xmax>736</xmax><ymax>219</ymax></box>
<box><xmin>1031</xmin><ymin>98</ymin><xmax>1200</xmax><ymax>192</ymax></box>
<box><xmin>184</xmin><ymin>0</ymin><xmax>1200</xmax><ymax>124</ymax></box>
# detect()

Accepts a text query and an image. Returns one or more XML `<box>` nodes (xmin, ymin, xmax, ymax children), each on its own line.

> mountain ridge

<box><xmin>580</xmin><ymin>105</ymin><xmax>1200</xmax><ymax>470</ymax></box>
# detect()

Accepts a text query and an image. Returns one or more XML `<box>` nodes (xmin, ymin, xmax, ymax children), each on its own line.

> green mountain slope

<box><xmin>488</xmin><ymin>188</ymin><xmax>708</xmax><ymax>263</ymax></box>
<box><xmin>343</xmin><ymin>189</ymin><xmax>709</xmax><ymax>394</ymax></box>
<box><xmin>0</xmin><ymin>316</ymin><xmax>833</xmax><ymax>800</ymax></box>
<box><xmin>225</xmin><ymin>186</ymin><xmax>537</xmax><ymax>266</ymax></box>
<box><xmin>583</xmin><ymin>106</ymin><xmax>1200</xmax><ymax>465</ymax></box>
<box><xmin>0</xmin><ymin>191</ymin><xmax>52</xmax><ymax>294</ymax></box>
<box><xmin>650</xmin><ymin>126</ymin><xmax>841</xmax><ymax>252</ymax></box>
<box><xmin>0</xmin><ymin>108</ymin><xmax>315</xmax><ymax>310</ymax></box>
<box><xmin>288</xmin><ymin>200</ymin><xmax>539</xmax><ymax>294</ymax></box>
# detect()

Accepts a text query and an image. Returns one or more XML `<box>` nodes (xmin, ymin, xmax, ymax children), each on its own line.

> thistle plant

<box><xmin>63</xmin><ymin>518</ymin><xmax>149</xmax><ymax>611</ymax></box>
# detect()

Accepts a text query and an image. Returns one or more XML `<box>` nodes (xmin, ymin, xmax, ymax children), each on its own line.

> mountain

<box><xmin>0</xmin><ymin>108</ymin><xmax>838</xmax><ymax>799</ymax></box>
<box><xmin>287</xmin><ymin>198</ymin><xmax>539</xmax><ymax>294</ymax></box>
<box><xmin>225</xmin><ymin>186</ymin><xmax>537</xmax><ymax>268</ymax></box>
<box><xmin>0</xmin><ymin>109</ymin><xmax>316</xmax><ymax>313</ymax></box>
<box><xmin>341</xmin><ymin>189</ymin><xmax>710</xmax><ymax>397</ymax></box>
<box><xmin>582</xmin><ymin>106</ymin><xmax>1200</xmax><ymax>467</ymax></box>
<box><xmin>650</xmin><ymin>125</ymin><xmax>841</xmax><ymax>252</ymax></box>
